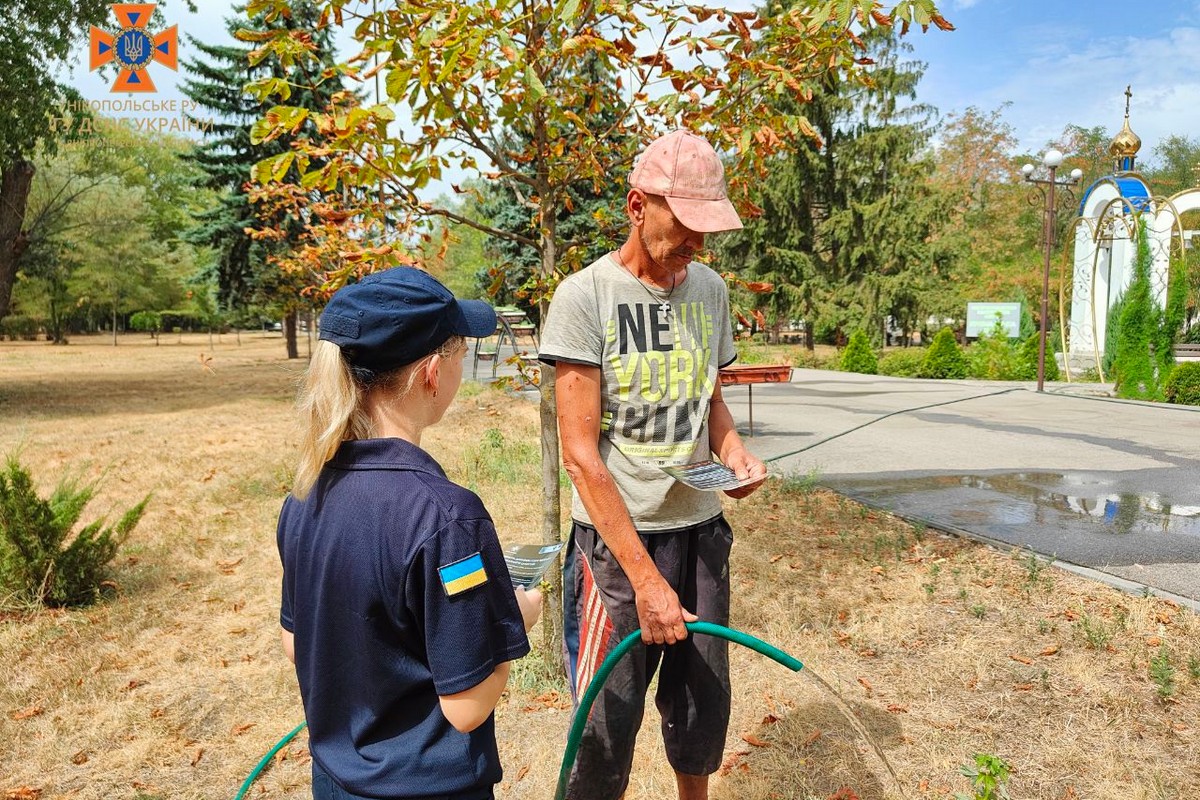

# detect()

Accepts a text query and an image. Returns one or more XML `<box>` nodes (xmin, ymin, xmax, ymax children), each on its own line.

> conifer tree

<box><xmin>720</xmin><ymin>25</ymin><xmax>951</xmax><ymax>349</ymax></box>
<box><xmin>1112</xmin><ymin>219</ymin><xmax>1160</xmax><ymax>400</ymax></box>
<box><xmin>181</xmin><ymin>2</ymin><xmax>342</xmax><ymax>357</ymax></box>
<box><xmin>471</xmin><ymin>56</ymin><xmax>631</xmax><ymax>322</ymax></box>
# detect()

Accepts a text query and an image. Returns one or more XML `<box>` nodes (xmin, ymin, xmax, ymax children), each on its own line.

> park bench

<box><xmin>718</xmin><ymin>364</ymin><xmax>794</xmax><ymax>437</ymax></box>
<box><xmin>472</xmin><ymin>306</ymin><xmax>539</xmax><ymax>380</ymax></box>
<box><xmin>1174</xmin><ymin>343</ymin><xmax>1200</xmax><ymax>362</ymax></box>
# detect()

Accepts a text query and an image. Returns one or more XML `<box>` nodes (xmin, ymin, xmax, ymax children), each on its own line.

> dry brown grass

<box><xmin>2</xmin><ymin>333</ymin><xmax>1198</xmax><ymax>800</ymax></box>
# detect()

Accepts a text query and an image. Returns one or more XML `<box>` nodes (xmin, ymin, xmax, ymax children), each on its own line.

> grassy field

<box><xmin>2</xmin><ymin>332</ymin><xmax>1198</xmax><ymax>800</ymax></box>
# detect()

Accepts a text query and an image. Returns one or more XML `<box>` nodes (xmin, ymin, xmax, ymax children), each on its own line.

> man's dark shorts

<box><xmin>562</xmin><ymin>515</ymin><xmax>733</xmax><ymax>800</ymax></box>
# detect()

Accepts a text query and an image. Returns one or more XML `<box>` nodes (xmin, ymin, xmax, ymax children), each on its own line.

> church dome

<box><xmin>1109</xmin><ymin>116</ymin><xmax>1141</xmax><ymax>159</ymax></box>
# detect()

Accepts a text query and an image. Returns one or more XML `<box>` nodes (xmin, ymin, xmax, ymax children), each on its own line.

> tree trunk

<box><xmin>306</xmin><ymin>307</ymin><xmax>313</xmax><ymax>359</ymax></box>
<box><xmin>284</xmin><ymin>310</ymin><xmax>299</xmax><ymax>359</ymax></box>
<box><xmin>111</xmin><ymin>304</ymin><xmax>118</xmax><ymax>346</ymax></box>
<box><xmin>0</xmin><ymin>159</ymin><xmax>36</xmax><ymax>321</ymax></box>
<box><xmin>538</xmin><ymin>204</ymin><xmax>564</xmax><ymax>675</ymax></box>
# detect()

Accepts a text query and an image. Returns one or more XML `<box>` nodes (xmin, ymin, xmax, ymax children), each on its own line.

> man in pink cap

<box><xmin>539</xmin><ymin>130</ymin><xmax>767</xmax><ymax>800</ymax></box>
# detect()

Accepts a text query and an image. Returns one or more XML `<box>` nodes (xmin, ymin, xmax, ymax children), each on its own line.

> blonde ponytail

<box><xmin>290</xmin><ymin>335</ymin><xmax>467</xmax><ymax>499</ymax></box>
<box><xmin>292</xmin><ymin>341</ymin><xmax>373</xmax><ymax>499</ymax></box>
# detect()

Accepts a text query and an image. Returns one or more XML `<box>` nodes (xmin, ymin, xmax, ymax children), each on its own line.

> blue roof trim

<box><xmin>1078</xmin><ymin>176</ymin><xmax>1153</xmax><ymax>216</ymax></box>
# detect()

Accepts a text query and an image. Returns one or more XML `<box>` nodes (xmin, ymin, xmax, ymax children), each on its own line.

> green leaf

<box><xmin>559</xmin><ymin>0</ymin><xmax>582</xmax><ymax>22</ymax></box>
<box><xmin>385</xmin><ymin>65</ymin><xmax>413</xmax><ymax>103</ymax></box>
<box><xmin>524</xmin><ymin>64</ymin><xmax>547</xmax><ymax>100</ymax></box>
<box><xmin>437</xmin><ymin>46</ymin><xmax>463</xmax><ymax>83</ymax></box>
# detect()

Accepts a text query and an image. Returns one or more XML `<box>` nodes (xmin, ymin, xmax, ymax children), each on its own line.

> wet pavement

<box><xmin>717</xmin><ymin>369</ymin><xmax>1200</xmax><ymax>608</ymax></box>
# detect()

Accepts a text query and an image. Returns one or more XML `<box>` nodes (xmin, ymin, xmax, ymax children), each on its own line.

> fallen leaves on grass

<box><xmin>217</xmin><ymin>557</ymin><xmax>244</xmax><ymax>574</ymax></box>
<box><xmin>857</xmin><ymin>677</ymin><xmax>873</xmax><ymax>696</ymax></box>
<box><xmin>9</xmin><ymin>706</ymin><xmax>43</xmax><ymax>721</ymax></box>
<box><xmin>740</xmin><ymin>733</ymin><xmax>770</xmax><ymax>747</ymax></box>
<box><xmin>4</xmin><ymin>788</ymin><xmax>41</xmax><ymax>800</ymax></box>
<box><xmin>1009</xmin><ymin>654</ymin><xmax>1033</xmax><ymax>665</ymax></box>
<box><xmin>231</xmin><ymin>723</ymin><xmax>256</xmax><ymax>736</ymax></box>
<box><xmin>523</xmin><ymin>691</ymin><xmax>570</xmax><ymax>711</ymax></box>
<box><xmin>828</xmin><ymin>787</ymin><xmax>861</xmax><ymax>800</ymax></box>
<box><xmin>719</xmin><ymin>751</ymin><xmax>748</xmax><ymax>775</ymax></box>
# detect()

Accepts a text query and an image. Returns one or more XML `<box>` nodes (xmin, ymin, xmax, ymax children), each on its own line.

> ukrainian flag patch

<box><xmin>439</xmin><ymin>552</ymin><xmax>488</xmax><ymax>597</ymax></box>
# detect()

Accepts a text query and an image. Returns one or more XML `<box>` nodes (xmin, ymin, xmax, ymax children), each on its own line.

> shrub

<box><xmin>839</xmin><ymin>330</ymin><xmax>878</xmax><ymax>374</ymax></box>
<box><xmin>1164</xmin><ymin>362</ymin><xmax>1200</xmax><ymax>406</ymax></box>
<box><xmin>1015</xmin><ymin>333</ymin><xmax>1060</xmax><ymax>382</ymax></box>
<box><xmin>1102</xmin><ymin>293</ymin><xmax>1125</xmax><ymax>376</ymax></box>
<box><xmin>130</xmin><ymin>311</ymin><xmax>163</xmax><ymax>336</ymax></box>
<box><xmin>878</xmin><ymin>347</ymin><xmax>927</xmax><ymax>377</ymax></box>
<box><xmin>1112</xmin><ymin>219</ymin><xmax>1161</xmax><ymax>400</ymax></box>
<box><xmin>919</xmin><ymin>328</ymin><xmax>968</xmax><ymax>379</ymax></box>
<box><xmin>0</xmin><ymin>315</ymin><xmax>42</xmax><ymax>341</ymax></box>
<box><xmin>791</xmin><ymin>348</ymin><xmax>839</xmax><ymax>370</ymax></box>
<box><xmin>967</xmin><ymin>320</ymin><xmax>1018</xmax><ymax>380</ymax></box>
<box><xmin>0</xmin><ymin>456</ymin><xmax>149</xmax><ymax>608</ymax></box>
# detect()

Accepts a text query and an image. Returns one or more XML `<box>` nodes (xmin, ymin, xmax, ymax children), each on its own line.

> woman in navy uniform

<box><xmin>277</xmin><ymin>267</ymin><xmax>542</xmax><ymax>800</ymax></box>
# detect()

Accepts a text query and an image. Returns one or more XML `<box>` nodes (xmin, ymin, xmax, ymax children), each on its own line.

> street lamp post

<box><xmin>1022</xmin><ymin>151</ymin><xmax>1082</xmax><ymax>392</ymax></box>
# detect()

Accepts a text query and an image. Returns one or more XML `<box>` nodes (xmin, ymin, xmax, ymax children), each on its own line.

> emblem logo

<box><xmin>89</xmin><ymin>3</ymin><xmax>178</xmax><ymax>93</ymax></box>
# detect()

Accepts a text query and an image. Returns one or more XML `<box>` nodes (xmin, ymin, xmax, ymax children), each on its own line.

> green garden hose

<box><xmin>236</xmin><ymin>622</ymin><xmax>803</xmax><ymax>800</ymax></box>
<box><xmin>554</xmin><ymin>620</ymin><xmax>804</xmax><ymax>800</ymax></box>
<box><xmin>234</xmin><ymin>720</ymin><xmax>307</xmax><ymax>800</ymax></box>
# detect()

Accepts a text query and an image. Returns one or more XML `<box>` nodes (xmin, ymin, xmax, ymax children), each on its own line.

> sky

<box><xmin>63</xmin><ymin>0</ymin><xmax>1200</xmax><ymax>173</ymax></box>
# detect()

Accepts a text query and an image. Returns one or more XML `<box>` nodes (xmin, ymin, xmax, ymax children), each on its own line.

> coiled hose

<box><xmin>554</xmin><ymin>621</ymin><xmax>803</xmax><ymax>800</ymax></box>
<box><xmin>236</xmin><ymin>622</ymin><xmax>803</xmax><ymax>800</ymax></box>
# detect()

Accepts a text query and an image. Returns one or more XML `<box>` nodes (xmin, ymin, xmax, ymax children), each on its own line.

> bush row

<box><xmin>839</xmin><ymin>326</ymin><xmax>1061</xmax><ymax>382</ymax></box>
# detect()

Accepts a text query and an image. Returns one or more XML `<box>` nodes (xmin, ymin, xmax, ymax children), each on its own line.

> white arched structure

<box><xmin>1067</xmin><ymin>180</ymin><xmax>1200</xmax><ymax>369</ymax></box>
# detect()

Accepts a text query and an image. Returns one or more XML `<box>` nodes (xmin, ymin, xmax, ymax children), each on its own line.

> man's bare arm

<box><xmin>556</xmin><ymin>362</ymin><xmax>694</xmax><ymax>644</ymax></box>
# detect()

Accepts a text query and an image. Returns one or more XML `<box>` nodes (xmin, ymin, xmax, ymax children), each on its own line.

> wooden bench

<box><xmin>718</xmin><ymin>364</ymin><xmax>794</xmax><ymax>437</ymax></box>
<box><xmin>1174</xmin><ymin>344</ymin><xmax>1200</xmax><ymax>362</ymax></box>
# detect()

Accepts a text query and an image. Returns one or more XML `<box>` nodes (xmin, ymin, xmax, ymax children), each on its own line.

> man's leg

<box><xmin>564</xmin><ymin>523</ymin><xmax>659</xmax><ymax>800</ymax></box>
<box><xmin>657</xmin><ymin>517</ymin><xmax>733</xmax><ymax>800</ymax></box>
<box><xmin>674</xmin><ymin>772</ymin><xmax>709</xmax><ymax>800</ymax></box>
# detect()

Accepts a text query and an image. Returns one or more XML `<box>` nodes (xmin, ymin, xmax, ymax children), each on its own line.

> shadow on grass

<box><xmin>712</xmin><ymin>699</ymin><xmax>903</xmax><ymax>800</ymax></box>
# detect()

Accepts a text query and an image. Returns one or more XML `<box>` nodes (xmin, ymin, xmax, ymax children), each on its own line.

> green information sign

<box><xmin>966</xmin><ymin>302</ymin><xmax>1021</xmax><ymax>338</ymax></box>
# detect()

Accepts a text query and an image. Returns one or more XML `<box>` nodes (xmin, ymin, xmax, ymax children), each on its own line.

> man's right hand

<box><xmin>634</xmin><ymin>577</ymin><xmax>698</xmax><ymax>645</ymax></box>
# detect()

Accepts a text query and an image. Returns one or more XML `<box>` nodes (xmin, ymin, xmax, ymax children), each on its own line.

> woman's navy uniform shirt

<box><xmin>277</xmin><ymin>438</ymin><xmax>530</xmax><ymax>798</ymax></box>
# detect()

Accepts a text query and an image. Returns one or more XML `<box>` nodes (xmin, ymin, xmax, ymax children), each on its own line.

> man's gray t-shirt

<box><xmin>539</xmin><ymin>254</ymin><xmax>736</xmax><ymax>531</ymax></box>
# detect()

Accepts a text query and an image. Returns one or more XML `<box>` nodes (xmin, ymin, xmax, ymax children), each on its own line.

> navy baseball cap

<box><xmin>318</xmin><ymin>267</ymin><xmax>497</xmax><ymax>373</ymax></box>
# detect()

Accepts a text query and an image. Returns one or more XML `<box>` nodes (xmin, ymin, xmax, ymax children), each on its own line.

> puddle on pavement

<box><xmin>827</xmin><ymin>471</ymin><xmax>1200</xmax><ymax>539</ymax></box>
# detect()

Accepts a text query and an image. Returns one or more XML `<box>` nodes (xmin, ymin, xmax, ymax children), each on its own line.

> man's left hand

<box><xmin>722</xmin><ymin>448</ymin><xmax>767</xmax><ymax>499</ymax></box>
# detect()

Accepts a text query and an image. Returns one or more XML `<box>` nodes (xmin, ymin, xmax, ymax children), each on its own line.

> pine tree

<box><xmin>181</xmin><ymin>3</ymin><xmax>342</xmax><ymax>357</ymax></box>
<box><xmin>719</xmin><ymin>25</ymin><xmax>950</xmax><ymax>349</ymax></box>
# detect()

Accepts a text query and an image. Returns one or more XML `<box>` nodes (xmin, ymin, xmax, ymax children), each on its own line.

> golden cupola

<box><xmin>1110</xmin><ymin>85</ymin><xmax>1141</xmax><ymax>173</ymax></box>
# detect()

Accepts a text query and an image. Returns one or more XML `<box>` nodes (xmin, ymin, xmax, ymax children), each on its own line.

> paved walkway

<box><xmin>473</xmin><ymin>352</ymin><xmax>1200</xmax><ymax>608</ymax></box>
<box><xmin>720</xmin><ymin>369</ymin><xmax>1200</xmax><ymax>608</ymax></box>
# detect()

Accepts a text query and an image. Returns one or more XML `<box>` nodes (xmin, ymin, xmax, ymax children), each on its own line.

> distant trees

<box><xmin>722</xmin><ymin>27</ymin><xmax>951</xmax><ymax>348</ymax></box>
<box><xmin>10</xmin><ymin>121</ymin><xmax>213</xmax><ymax>343</ymax></box>
<box><xmin>181</xmin><ymin>0</ymin><xmax>343</xmax><ymax>358</ymax></box>
<box><xmin>0</xmin><ymin>0</ymin><xmax>113</xmax><ymax>321</ymax></box>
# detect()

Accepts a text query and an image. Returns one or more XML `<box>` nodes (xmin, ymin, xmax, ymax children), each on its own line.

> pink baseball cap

<box><xmin>629</xmin><ymin>129</ymin><xmax>743</xmax><ymax>233</ymax></box>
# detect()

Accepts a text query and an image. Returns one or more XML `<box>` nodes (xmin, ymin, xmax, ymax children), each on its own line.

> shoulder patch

<box><xmin>439</xmin><ymin>552</ymin><xmax>488</xmax><ymax>597</ymax></box>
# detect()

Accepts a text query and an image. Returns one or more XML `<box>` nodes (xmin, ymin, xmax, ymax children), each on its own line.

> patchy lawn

<box><xmin>1</xmin><ymin>333</ymin><xmax>1196</xmax><ymax>800</ymax></box>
